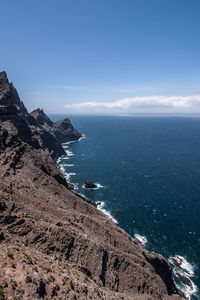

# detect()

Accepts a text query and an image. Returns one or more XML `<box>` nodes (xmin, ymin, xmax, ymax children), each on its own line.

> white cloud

<box><xmin>64</xmin><ymin>94</ymin><xmax>200</xmax><ymax>111</ymax></box>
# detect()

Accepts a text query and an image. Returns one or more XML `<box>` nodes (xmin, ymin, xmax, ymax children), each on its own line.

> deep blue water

<box><xmin>51</xmin><ymin>115</ymin><xmax>200</xmax><ymax>299</ymax></box>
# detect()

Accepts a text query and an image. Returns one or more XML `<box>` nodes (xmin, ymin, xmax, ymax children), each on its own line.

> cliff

<box><xmin>0</xmin><ymin>71</ymin><xmax>184</xmax><ymax>299</ymax></box>
<box><xmin>29</xmin><ymin>108</ymin><xmax>82</xmax><ymax>143</ymax></box>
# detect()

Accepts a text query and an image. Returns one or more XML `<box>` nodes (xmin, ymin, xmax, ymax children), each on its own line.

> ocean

<box><xmin>51</xmin><ymin>114</ymin><xmax>200</xmax><ymax>299</ymax></box>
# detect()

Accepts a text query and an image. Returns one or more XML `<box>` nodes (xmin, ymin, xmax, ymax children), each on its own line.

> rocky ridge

<box><xmin>30</xmin><ymin>108</ymin><xmax>82</xmax><ymax>144</ymax></box>
<box><xmin>0</xmin><ymin>71</ymin><xmax>184</xmax><ymax>299</ymax></box>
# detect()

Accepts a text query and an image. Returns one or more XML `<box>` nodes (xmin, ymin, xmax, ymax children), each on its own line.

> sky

<box><xmin>1</xmin><ymin>0</ymin><xmax>200</xmax><ymax>114</ymax></box>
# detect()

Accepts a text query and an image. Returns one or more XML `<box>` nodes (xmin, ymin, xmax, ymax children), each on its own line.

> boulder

<box><xmin>84</xmin><ymin>181</ymin><xmax>97</xmax><ymax>189</ymax></box>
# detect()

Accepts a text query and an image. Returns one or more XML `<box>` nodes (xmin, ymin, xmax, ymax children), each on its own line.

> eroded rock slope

<box><xmin>0</xmin><ymin>71</ymin><xmax>184</xmax><ymax>299</ymax></box>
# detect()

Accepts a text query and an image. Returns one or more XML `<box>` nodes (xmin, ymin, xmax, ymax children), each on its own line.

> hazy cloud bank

<box><xmin>64</xmin><ymin>94</ymin><xmax>200</xmax><ymax>112</ymax></box>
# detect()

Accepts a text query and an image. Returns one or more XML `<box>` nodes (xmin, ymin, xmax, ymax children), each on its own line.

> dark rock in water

<box><xmin>170</xmin><ymin>257</ymin><xmax>191</xmax><ymax>277</ymax></box>
<box><xmin>84</xmin><ymin>181</ymin><xmax>98</xmax><ymax>189</ymax></box>
<box><xmin>175</xmin><ymin>272</ymin><xmax>193</xmax><ymax>289</ymax></box>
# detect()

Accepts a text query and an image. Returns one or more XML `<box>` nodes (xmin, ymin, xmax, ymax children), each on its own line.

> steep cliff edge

<box><xmin>0</xmin><ymin>71</ymin><xmax>184</xmax><ymax>299</ymax></box>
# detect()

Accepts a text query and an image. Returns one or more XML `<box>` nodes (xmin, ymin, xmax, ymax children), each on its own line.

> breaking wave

<box><xmin>78</xmin><ymin>133</ymin><xmax>86</xmax><ymax>141</ymax></box>
<box><xmin>169</xmin><ymin>255</ymin><xmax>198</xmax><ymax>299</ymax></box>
<box><xmin>134</xmin><ymin>234</ymin><xmax>148</xmax><ymax>246</ymax></box>
<box><xmin>64</xmin><ymin>172</ymin><xmax>76</xmax><ymax>181</ymax></box>
<box><xmin>96</xmin><ymin>201</ymin><xmax>118</xmax><ymax>224</ymax></box>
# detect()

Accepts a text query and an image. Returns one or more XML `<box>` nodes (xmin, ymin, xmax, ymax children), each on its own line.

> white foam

<box><xmin>59</xmin><ymin>157</ymin><xmax>70</xmax><ymax>162</ymax></box>
<box><xmin>169</xmin><ymin>256</ymin><xmax>195</xmax><ymax>277</ymax></box>
<box><xmin>78</xmin><ymin>133</ymin><xmax>86</xmax><ymax>141</ymax></box>
<box><xmin>62</xmin><ymin>134</ymin><xmax>86</xmax><ymax>146</ymax></box>
<box><xmin>96</xmin><ymin>201</ymin><xmax>118</xmax><ymax>224</ymax></box>
<box><xmin>59</xmin><ymin>165</ymin><xmax>65</xmax><ymax>172</ymax></box>
<box><xmin>57</xmin><ymin>157</ymin><xmax>61</xmax><ymax>164</ymax></box>
<box><xmin>96</xmin><ymin>183</ymin><xmax>103</xmax><ymax>189</ymax></box>
<box><xmin>57</xmin><ymin>156</ymin><xmax>70</xmax><ymax>164</ymax></box>
<box><xmin>169</xmin><ymin>255</ymin><xmax>198</xmax><ymax>299</ymax></box>
<box><xmin>62</xmin><ymin>140</ymin><xmax>76</xmax><ymax>146</ymax></box>
<box><xmin>134</xmin><ymin>234</ymin><xmax>148</xmax><ymax>246</ymax></box>
<box><xmin>60</xmin><ymin>163</ymin><xmax>73</xmax><ymax>168</ymax></box>
<box><xmin>64</xmin><ymin>172</ymin><xmax>76</xmax><ymax>181</ymax></box>
<box><xmin>64</xmin><ymin>149</ymin><xmax>74</xmax><ymax>156</ymax></box>
<box><xmin>73</xmin><ymin>183</ymin><xmax>79</xmax><ymax>190</ymax></box>
<box><xmin>82</xmin><ymin>183</ymin><xmax>104</xmax><ymax>190</ymax></box>
<box><xmin>173</xmin><ymin>270</ymin><xmax>198</xmax><ymax>299</ymax></box>
<box><xmin>58</xmin><ymin>158</ymin><xmax>70</xmax><ymax>166</ymax></box>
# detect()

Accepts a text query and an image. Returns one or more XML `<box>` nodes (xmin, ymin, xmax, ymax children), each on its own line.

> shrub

<box><xmin>7</xmin><ymin>251</ymin><xmax>14</xmax><ymax>259</ymax></box>
<box><xmin>47</xmin><ymin>275</ymin><xmax>55</xmax><ymax>283</ymax></box>
<box><xmin>2</xmin><ymin>280</ymin><xmax>8</xmax><ymax>288</ymax></box>
<box><xmin>11</xmin><ymin>281</ymin><xmax>17</xmax><ymax>290</ymax></box>
<box><xmin>21</xmin><ymin>250</ymin><xmax>33</xmax><ymax>264</ymax></box>
<box><xmin>54</xmin><ymin>283</ymin><xmax>60</xmax><ymax>291</ymax></box>
<box><xmin>39</xmin><ymin>264</ymin><xmax>52</xmax><ymax>273</ymax></box>
<box><xmin>11</xmin><ymin>262</ymin><xmax>16</xmax><ymax>269</ymax></box>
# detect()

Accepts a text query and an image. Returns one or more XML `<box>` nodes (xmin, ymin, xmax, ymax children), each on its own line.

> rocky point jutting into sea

<box><xmin>0</xmin><ymin>71</ymin><xmax>184</xmax><ymax>299</ymax></box>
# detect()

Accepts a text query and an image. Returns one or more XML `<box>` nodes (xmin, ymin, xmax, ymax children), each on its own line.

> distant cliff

<box><xmin>30</xmin><ymin>108</ymin><xmax>82</xmax><ymax>143</ymax></box>
<box><xmin>0</xmin><ymin>71</ymin><xmax>184</xmax><ymax>299</ymax></box>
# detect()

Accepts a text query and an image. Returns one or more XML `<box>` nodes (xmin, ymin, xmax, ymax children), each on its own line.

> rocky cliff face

<box><xmin>30</xmin><ymin>108</ymin><xmax>82</xmax><ymax>143</ymax></box>
<box><xmin>0</xmin><ymin>71</ymin><xmax>184</xmax><ymax>299</ymax></box>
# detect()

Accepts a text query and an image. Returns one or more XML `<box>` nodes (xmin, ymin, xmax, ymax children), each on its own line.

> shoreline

<box><xmin>1</xmin><ymin>70</ymin><xmax>191</xmax><ymax>300</ymax></box>
<box><xmin>58</xmin><ymin>135</ymin><xmax>198</xmax><ymax>300</ymax></box>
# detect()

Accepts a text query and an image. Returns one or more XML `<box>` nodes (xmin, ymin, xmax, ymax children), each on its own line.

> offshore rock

<box><xmin>84</xmin><ymin>181</ymin><xmax>98</xmax><ymax>189</ymax></box>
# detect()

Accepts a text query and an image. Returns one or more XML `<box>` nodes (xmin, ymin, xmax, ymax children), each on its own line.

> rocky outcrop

<box><xmin>53</xmin><ymin>118</ymin><xmax>82</xmax><ymax>143</ymax></box>
<box><xmin>84</xmin><ymin>181</ymin><xmax>98</xmax><ymax>189</ymax></box>
<box><xmin>30</xmin><ymin>108</ymin><xmax>82</xmax><ymax>143</ymax></box>
<box><xmin>0</xmin><ymin>71</ymin><xmax>185</xmax><ymax>299</ymax></box>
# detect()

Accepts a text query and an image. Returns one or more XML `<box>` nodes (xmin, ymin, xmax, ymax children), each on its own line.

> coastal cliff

<box><xmin>0</xmin><ymin>71</ymin><xmax>184</xmax><ymax>299</ymax></box>
<box><xmin>29</xmin><ymin>108</ymin><xmax>82</xmax><ymax>144</ymax></box>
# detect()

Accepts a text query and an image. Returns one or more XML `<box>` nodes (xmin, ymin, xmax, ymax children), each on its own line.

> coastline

<box><xmin>58</xmin><ymin>135</ymin><xmax>120</xmax><ymax>224</ymax></box>
<box><xmin>57</xmin><ymin>133</ymin><xmax>198</xmax><ymax>300</ymax></box>
<box><xmin>0</xmin><ymin>70</ymin><xmax>189</xmax><ymax>299</ymax></box>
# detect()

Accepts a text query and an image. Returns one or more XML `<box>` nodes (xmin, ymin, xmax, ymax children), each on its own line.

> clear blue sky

<box><xmin>1</xmin><ymin>0</ymin><xmax>200</xmax><ymax>114</ymax></box>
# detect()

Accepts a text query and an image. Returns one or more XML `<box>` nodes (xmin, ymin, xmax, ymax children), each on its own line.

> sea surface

<box><xmin>51</xmin><ymin>114</ymin><xmax>200</xmax><ymax>299</ymax></box>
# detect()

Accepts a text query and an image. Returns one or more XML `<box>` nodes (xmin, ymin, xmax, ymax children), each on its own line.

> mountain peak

<box><xmin>0</xmin><ymin>71</ymin><xmax>11</xmax><ymax>101</ymax></box>
<box><xmin>30</xmin><ymin>108</ymin><xmax>53</xmax><ymax>127</ymax></box>
<box><xmin>0</xmin><ymin>71</ymin><xmax>9</xmax><ymax>85</ymax></box>
<box><xmin>0</xmin><ymin>71</ymin><xmax>22</xmax><ymax>108</ymax></box>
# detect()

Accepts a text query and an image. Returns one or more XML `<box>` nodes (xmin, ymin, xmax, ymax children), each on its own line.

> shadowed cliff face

<box><xmin>30</xmin><ymin>108</ymin><xmax>82</xmax><ymax>143</ymax></box>
<box><xmin>0</xmin><ymin>71</ymin><xmax>185</xmax><ymax>299</ymax></box>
